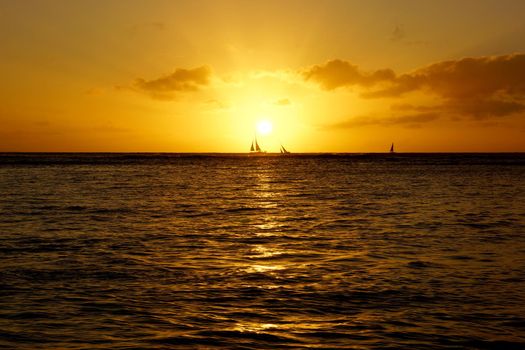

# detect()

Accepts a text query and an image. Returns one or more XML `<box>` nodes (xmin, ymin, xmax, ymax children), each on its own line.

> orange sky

<box><xmin>1</xmin><ymin>0</ymin><xmax>525</xmax><ymax>152</ymax></box>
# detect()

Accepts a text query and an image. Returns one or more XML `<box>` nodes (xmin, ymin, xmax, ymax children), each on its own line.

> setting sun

<box><xmin>256</xmin><ymin>120</ymin><xmax>273</xmax><ymax>135</ymax></box>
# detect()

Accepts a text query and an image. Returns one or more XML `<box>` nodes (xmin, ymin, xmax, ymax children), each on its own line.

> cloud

<box><xmin>305</xmin><ymin>54</ymin><xmax>525</xmax><ymax>119</ymax></box>
<box><xmin>204</xmin><ymin>99</ymin><xmax>230</xmax><ymax>110</ymax></box>
<box><xmin>367</xmin><ymin>54</ymin><xmax>525</xmax><ymax>99</ymax></box>
<box><xmin>389</xmin><ymin>25</ymin><xmax>428</xmax><ymax>46</ymax></box>
<box><xmin>85</xmin><ymin>87</ymin><xmax>106</xmax><ymax>96</ymax></box>
<box><xmin>128</xmin><ymin>22</ymin><xmax>166</xmax><ymax>35</ymax></box>
<box><xmin>447</xmin><ymin>99</ymin><xmax>525</xmax><ymax>119</ymax></box>
<box><xmin>390</xmin><ymin>103</ymin><xmax>439</xmax><ymax>112</ymax></box>
<box><xmin>389</xmin><ymin>98</ymin><xmax>525</xmax><ymax>120</ymax></box>
<box><xmin>130</xmin><ymin>66</ymin><xmax>211</xmax><ymax>100</ymax></box>
<box><xmin>303</xmin><ymin>59</ymin><xmax>395</xmax><ymax>90</ymax></box>
<box><xmin>275</xmin><ymin>98</ymin><xmax>291</xmax><ymax>106</ymax></box>
<box><xmin>390</xmin><ymin>25</ymin><xmax>405</xmax><ymax>41</ymax></box>
<box><xmin>326</xmin><ymin>112</ymin><xmax>439</xmax><ymax>129</ymax></box>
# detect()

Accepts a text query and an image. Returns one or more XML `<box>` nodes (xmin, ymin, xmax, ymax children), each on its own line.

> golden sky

<box><xmin>2</xmin><ymin>0</ymin><xmax>525</xmax><ymax>152</ymax></box>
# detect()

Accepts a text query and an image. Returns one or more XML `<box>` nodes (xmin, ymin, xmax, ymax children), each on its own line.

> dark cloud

<box><xmin>447</xmin><ymin>99</ymin><xmax>525</xmax><ymax>119</ymax></box>
<box><xmin>306</xmin><ymin>54</ymin><xmax>525</xmax><ymax>119</ymax></box>
<box><xmin>131</xmin><ymin>66</ymin><xmax>211</xmax><ymax>100</ymax></box>
<box><xmin>303</xmin><ymin>59</ymin><xmax>395</xmax><ymax>90</ymax></box>
<box><xmin>388</xmin><ymin>98</ymin><xmax>525</xmax><ymax>120</ymax></box>
<box><xmin>367</xmin><ymin>54</ymin><xmax>525</xmax><ymax>99</ymax></box>
<box><xmin>326</xmin><ymin>112</ymin><xmax>439</xmax><ymax>129</ymax></box>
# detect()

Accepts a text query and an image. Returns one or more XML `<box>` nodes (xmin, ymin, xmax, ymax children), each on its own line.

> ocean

<box><xmin>1</xmin><ymin>153</ymin><xmax>525</xmax><ymax>349</ymax></box>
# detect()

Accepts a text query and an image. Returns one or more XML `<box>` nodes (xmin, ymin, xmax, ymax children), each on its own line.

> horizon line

<box><xmin>2</xmin><ymin>151</ymin><xmax>525</xmax><ymax>154</ymax></box>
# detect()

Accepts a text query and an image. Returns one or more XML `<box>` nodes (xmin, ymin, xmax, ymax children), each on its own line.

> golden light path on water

<box><xmin>232</xmin><ymin>163</ymin><xmax>341</xmax><ymax>338</ymax></box>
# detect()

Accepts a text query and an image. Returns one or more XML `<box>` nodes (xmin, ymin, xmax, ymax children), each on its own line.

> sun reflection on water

<box><xmin>249</xmin><ymin>245</ymin><xmax>284</xmax><ymax>258</ymax></box>
<box><xmin>243</xmin><ymin>242</ymin><xmax>287</xmax><ymax>274</ymax></box>
<box><xmin>239</xmin><ymin>162</ymin><xmax>291</xmax><ymax>275</ymax></box>
<box><xmin>234</xmin><ymin>322</ymin><xmax>279</xmax><ymax>333</ymax></box>
<box><xmin>244</xmin><ymin>264</ymin><xmax>285</xmax><ymax>274</ymax></box>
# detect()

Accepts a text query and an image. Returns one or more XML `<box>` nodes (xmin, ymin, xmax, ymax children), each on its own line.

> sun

<box><xmin>256</xmin><ymin>120</ymin><xmax>273</xmax><ymax>135</ymax></box>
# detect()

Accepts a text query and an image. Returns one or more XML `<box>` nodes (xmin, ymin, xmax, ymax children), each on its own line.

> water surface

<box><xmin>1</xmin><ymin>153</ymin><xmax>525</xmax><ymax>349</ymax></box>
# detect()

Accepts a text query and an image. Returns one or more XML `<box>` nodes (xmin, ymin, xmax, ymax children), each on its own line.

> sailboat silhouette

<box><xmin>390</xmin><ymin>143</ymin><xmax>395</xmax><ymax>153</ymax></box>
<box><xmin>280</xmin><ymin>144</ymin><xmax>290</xmax><ymax>154</ymax></box>
<box><xmin>250</xmin><ymin>135</ymin><xmax>265</xmax><ymax>153</ymax></box>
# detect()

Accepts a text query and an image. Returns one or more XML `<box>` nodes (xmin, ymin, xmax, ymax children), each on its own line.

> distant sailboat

<box><xmin>390</xmin><ymin>143</ymin><xmax>395</xmax><ymax>153</ymax></box>
<box><xmin>280</xmin><ymin>144</ymin><xmax>290</xmax><ymax>154</ymax></box>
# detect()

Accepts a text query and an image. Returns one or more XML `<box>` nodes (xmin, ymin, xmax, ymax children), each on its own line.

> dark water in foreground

<box><xmin>1</xmin><ymin>153</ymin><xmax>525</xmax><ymax>349</ymax></box>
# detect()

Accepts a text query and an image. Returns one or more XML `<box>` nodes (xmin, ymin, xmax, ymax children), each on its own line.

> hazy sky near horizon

<box><xmin>2</xmin><ymin>0</ymin><xmax>525</xmax><ymax>152</ymax></box>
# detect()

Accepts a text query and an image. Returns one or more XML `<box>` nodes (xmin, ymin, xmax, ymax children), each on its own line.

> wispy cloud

<box><xmin>275</xmin><ymin>98</ymin><xmax>291</xmax><ymax>106</ymax></box>
<box><xmin>204</xmin><ymin>99</ymin><xmax>230</xmax><ymax>110</ymax></box>
<box><xmin>127</xmin><ymin>21</ymin><xmax>166</xmax><ymax>35</ymax></box>
<box><xmin>389</xmin><ymin>24</ymin><xmax>428</xmax><ymax>46</ymax></box>
<box><xmin>325</xmin><ymin>112</ymin><xmax>439</xmax><ymax>129</ymax></box>
<box><xmin>390</xmin><ymin>25</ymin><xmax>405</xmax><ymax>42</ymax></box>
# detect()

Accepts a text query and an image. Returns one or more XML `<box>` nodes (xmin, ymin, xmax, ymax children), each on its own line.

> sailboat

<box><xmin>280</xmin><ymin>144</ymin><xmax>291</xmax><ymax>155</ymax></box>
<box><xmin>389</xmin><ymin>143</ymin><xmax>395</xmax><ymax>153</ymax></box>
<box><xmin>249</xmin><ymin>136</ymin><xmax>265</xmax><ymax>154</ymax></box>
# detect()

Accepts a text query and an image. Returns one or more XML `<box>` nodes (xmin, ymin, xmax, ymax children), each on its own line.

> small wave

<box><xmin>224</xmin><ymin>207</ymin><xmax>260</xmax><ymax>213</ymax></box>
<box><xmin>0</xmin><ymin>330</ymin><xmax>47</xmax><ymax>343</ymax></box>
<box><xmin>448</xmin><ymin>255</ymin><xmax>474</xmax><ymax>260</ymax></box>
<box><xmin>65</xmin><ymin>205</ymin><xmax>87</xmax><ymax>211</ymax></box>
<box><xmin>407</xmin><ymin>260</ymin><xmax>436</xmax><ymax>269</ymax></box>
<box><xmin>149</xmin><ymin>335</ymin><xmax>227</xmax><ymax>346</ymax></box>
<box><xmin>297</xmin><ymin>330</ymin><xmax>372</xmax><ymax>341</ymax></box>
<box><xmin>90</xmin><ymin>207</ymin><xmax>133</xmax><ymax>214</ymax></box>
<box><xmin>177</xmin><ymin>209</ymin><xmax>215</xmax><ymax>217</ymax></box>
<box><xmin>0</xmin><ymin>311</ymin><xmax>50</xmax><ymax>320</ymax></box>
<box><xmin>196</xmin><ymin>329</ymin><xmax>298</xmax><ymax>344</ymax></box>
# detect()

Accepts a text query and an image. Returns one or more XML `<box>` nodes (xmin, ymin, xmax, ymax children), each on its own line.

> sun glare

<box><xmin>256</xmin><ymin>120</ymin><xmax>273</xmax><ymax>135</ymax></box>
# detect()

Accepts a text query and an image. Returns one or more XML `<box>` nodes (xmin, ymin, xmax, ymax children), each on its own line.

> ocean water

<box><xmin>1</xmin><ymin>153</ymin><xmax>525</xmax><ymax>349</ymax></box>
